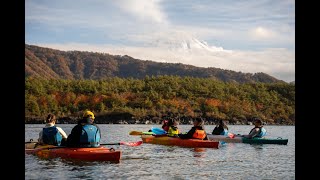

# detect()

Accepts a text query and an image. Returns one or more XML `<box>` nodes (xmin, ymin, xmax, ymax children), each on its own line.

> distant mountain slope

<box><xmin>25</xmin><ymin>44</ymin><xmax>285</xmax><ymax>83</ymax></box>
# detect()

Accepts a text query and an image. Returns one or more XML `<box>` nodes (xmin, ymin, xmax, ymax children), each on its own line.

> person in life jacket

<box><xmin>167</xmin><ymin>119</ymin><xmax>180</xmax><ymax>137</ymax></box>
<box><xmin>211</xmin><ymin>119</ymin><xmax>229</xmax><ymax>135</ymax></box>
<box><xmin>241</xmin><ymin>118</ymin><xmax>267</xmax><ymax>139</ymax></box>
<box><xmin>38</xmin><ymin>114</ymin><xmax>68</xmax><ymax>146</ymax></box>
<box><xmin>178</xmin><ymin>117</ymin><xmax>208</xmax><ymax>140</ymax></box>
<box><xmin>66</xmin><ymin>110</ymin><xmax>101</xmax><ymax>147</ymax></box>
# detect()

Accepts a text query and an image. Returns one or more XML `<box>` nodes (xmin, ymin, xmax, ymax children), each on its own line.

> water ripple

<box><xmin>26</xmin><ymin>125</ymin><xmax>295</xmax><ymax>179</ymax></box>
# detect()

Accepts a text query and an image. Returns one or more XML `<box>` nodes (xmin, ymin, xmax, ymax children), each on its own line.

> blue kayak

<box><xmin>207</xmin><ymin>134</ymin><xmax>288</xmax><ymax>145</ymax></box>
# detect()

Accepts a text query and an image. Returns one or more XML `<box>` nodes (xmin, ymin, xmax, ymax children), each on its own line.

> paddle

<box><xmin>129</xmin><ymin>131</ymin><xmax>144</xmax><ymax>135</ymax></box>
<box><xmin>129</xmin><ymin>130</ymin><xmax>161</xmax><ymax>136</ymax></box>
<box><xmin>228</xmin><ymin>133</ymin><xmax>236</xmax><ymax>139</ymax></box>
<box><xmin>26</xmin><ymin>141</ymin><xmax>143</xmax><ymax>149</ymax></box>
<box><xmin>100</xmin><ymin>141</ymin><xmax>143</xmax><ymax>146</ymax></box>
<box><xmin>25</xmin><ymin>139</ymin><xmax>36</xmax><ymax>144</ymax></box>
<box><xmin>150</xmin><ymin>127</ymin><xmax>167</xmax><ymax>135</ymax></box>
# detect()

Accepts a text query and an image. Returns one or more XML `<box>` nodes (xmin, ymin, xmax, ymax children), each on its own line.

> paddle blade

<box><xmin>120</xmin><ymin>141</ymin><xmax>143</xmax><ymax>146</ymax></box>
<box><xmin>129</xmin><ymin>131</ymin><xmax>143</xmax><ymax>135</ymax></box>
<box><xmin>151</xmin><ymin>127</ymin><xmax>167</xmax><ymax>135</ymax></box>
<box><xmin>228</xmin><ymin>133</ymin><xmax>235</xmax><ymax>139</ymax></box>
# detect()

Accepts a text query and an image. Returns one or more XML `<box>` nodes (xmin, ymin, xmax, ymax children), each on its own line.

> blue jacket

<box><xmin>42</xmin><ymin>126</ymin><xmax>62</xmax><ymax>146</ymax></box>
<box><xmin>67</xmin><ymin>118</ymin><xmax>101</xmax><ymax>147</ymax></box>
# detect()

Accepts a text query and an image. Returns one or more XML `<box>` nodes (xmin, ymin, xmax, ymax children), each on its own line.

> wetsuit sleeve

<box><xmin>178</xmin><ymin>127</ymin><xmax>196</xmax><ymax>139</ymax></box>
<box><xmin>212</xmin><ymin>126</ymin><xmax>223</xmax><ymax>135</ymax></box>
<box><xmin>66</xmin><ymin>125</ymin><xmax>82</xmax><ymax>147</ymax></box>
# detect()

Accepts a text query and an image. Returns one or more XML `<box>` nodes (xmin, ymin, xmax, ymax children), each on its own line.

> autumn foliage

<box><xmin>25</xmin><ymin>76</ymin><xmax>295</xmax><ymax>124</ymax></box>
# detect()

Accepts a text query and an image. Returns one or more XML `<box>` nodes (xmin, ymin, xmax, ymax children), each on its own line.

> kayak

<box><xmin>141</xmin><ymin>135</ymin><xmax>219</xmax><ymax>148</ymax></box>
<box><xmin>25</xmin><ymin>143</ymin><xmax>122</xmax><ymax>162</ymax></box>
<box><xmin>207</xmin><ymin>135</ymin><xmax>288</xmax><ymax>145</ymax></box>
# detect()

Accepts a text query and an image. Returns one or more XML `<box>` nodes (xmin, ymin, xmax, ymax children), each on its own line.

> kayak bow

<box><xmin>25</xmin><ymin>143</ymin><xmax>122</xmax><ymax>162</ymax></box>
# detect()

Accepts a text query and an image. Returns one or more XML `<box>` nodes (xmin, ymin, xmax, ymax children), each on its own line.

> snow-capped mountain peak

<box><xmin>148</xmin><ymin>35</ymin><xmax>227</xmax><ymax>53</ymax></box>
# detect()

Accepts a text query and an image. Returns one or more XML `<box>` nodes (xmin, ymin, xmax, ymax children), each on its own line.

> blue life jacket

<box><xmin>256</xmin><ymin>127</ymin><xmax>267</xmax><ymax>138</ymax></box>
<box><xmin>250</xmin><ymin>127</ymin><xmax>267</xmax><ymax>138</ymax></box>
<box><xmin>221</xmin><ymin>129</ymin><xmax>229</xmax><ymax>136</ymax></box>
<box><xmin>79</xmin><ymin>124</ymin><xmax>101</xmax><ymax>147</ymax></box>
<box><xmin>42</xmin><ymin>126</ymin><xmax>62</xmax><ymax>146</ymax></box>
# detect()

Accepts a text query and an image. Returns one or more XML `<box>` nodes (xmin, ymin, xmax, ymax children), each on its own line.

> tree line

<box><xmin>25</xmin><ymin>76</ymin><xmax>295</xmax><ymax>125</ymax></box>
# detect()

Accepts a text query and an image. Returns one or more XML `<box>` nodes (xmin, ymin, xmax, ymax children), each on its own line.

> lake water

<box><xmin>25</xmin><ymin>124</ymin><xmax>295</xmax><ymax>179</ymax></box>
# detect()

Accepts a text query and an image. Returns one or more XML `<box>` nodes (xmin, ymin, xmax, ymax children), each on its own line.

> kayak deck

<box><xmin>141</xmin><ymin>135</ymin><xmax>219</xmax><ymax>148</ymax></box>
<box><xmin>207</xmin><ymin>135</ymin><xmax>288</xmax><ymax>145</ymax></box>
<box><xmin>25</xmin><ymin>143</ymin><xmax>122</xmax><ymax>162</ymax></box>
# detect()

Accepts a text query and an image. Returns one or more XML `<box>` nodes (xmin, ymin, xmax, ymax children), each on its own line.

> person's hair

<box><xmin>194</xmin><ymin>117</ymin><xmax>204</xmax><ymax>127</ymax></box>
<box><xmin>218</xmin><ymin>119</ymin><xmax>228</xmax><ymax>130</ymax></box>
<box><xmin>46</xmin><ymin>114</ymin><xmax>56</xmax><ymax>123</ymax></box>
<box><xmin>167</xmin><ymin>119</ymin><xmax>177</xmax><ymax>126</ymax></box>
<box><xmin>162</xmin><ymin>120</ymin><xmax>168</xmax><ymax>128</ymax></box>
<box><xmin>254</xmin><ymin>118</ymin><xmax>263</xmax><ymax>125</ymax></box>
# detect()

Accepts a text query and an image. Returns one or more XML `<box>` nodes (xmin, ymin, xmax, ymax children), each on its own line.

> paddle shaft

<box><xmin>26</xmin><ymin>141</ymin><xmax>142</xmax><ymax>148</ymax></box>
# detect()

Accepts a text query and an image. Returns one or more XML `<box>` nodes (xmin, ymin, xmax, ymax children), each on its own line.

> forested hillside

<box><xmin>25</xmin><ymin>44</ymin><xmax>284</xmax><ymax>83</ymax></box>
<box><xmin>25</xmin><ymin>76</ymin><xmax>295</xmax><ymax>125</ymax></box>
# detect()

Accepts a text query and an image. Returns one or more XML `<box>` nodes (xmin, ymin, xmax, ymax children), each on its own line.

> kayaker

<box><xmin>38</xmin><ymin>113</ymin><xmax>68</xmax><ymax>146</ymax></box>
<box><xmin>241</xmin><ymin>118</ymin><xmax>267</xmax><ymax>139</ymax></box>
<box><xmin>167</xmin><ymin>119</ymin><xmax>180</xmax><ymax>137</ymax></box>
<box><xmin>178</xmin><ymin>117</ymin><xmax>208</xmax><ymax>140</ymax></box>
<box><xmin>162</xmin><ymin>119</ymin><xmax>170</xmax><ymax>132</ymax></box>
<box><xmin>211</xmin><ymin>119</ymin><xmax>229</xmax><ymax>135</ymax></box>
<box><xmin>66</xmin><ymin>110</ymin><xmax>101</xmax><ymax>147</ymax></box>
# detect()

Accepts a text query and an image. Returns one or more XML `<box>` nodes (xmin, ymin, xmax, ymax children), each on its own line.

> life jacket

<box><xmin>221</xmin><ymin>129</ymin><xmax>228</xmax><ymax>136</ymax></box>
<box><xmin>79</xmin><ymin>124</ymin><xmax>101</xmax><ymax>147</ymax></box>
<box><xmin>42</xmin><ymin>126</ymin><xmax>62</xmax><ymax>146</ymax></box>
<box><xmin>168</xmin><ymin>126</ymin><xmax>179</xmax><ymax>136</ymax></box>
<box><xmin>249</xmin><ymin>127</ymin><xmax>267</xmax><ymax>138</ymax></box>
<box><xmin>212</xmin><ymin>126</ymin><xmax>228</xmax><ymax>135</ymax></box>
<box><xmin>192</xmin><ymin>128</ymin><xmax>206</xmax><ymax>140</ymax></box>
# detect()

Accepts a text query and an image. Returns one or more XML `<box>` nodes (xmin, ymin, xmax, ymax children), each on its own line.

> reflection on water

<box><xmin>192</xmin><ymin>148</ymin><xmax>206</xmax><ymax>158</ymax></box>
<box><xmin>25</xmin><ymin>124</ymin><xmax>295</xmax><ymax>179</ymax></box>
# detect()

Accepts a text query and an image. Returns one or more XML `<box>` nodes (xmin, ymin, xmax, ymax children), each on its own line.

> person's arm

<box><xmin>56</xmin><ymin>127</ymin><xmax>68</xmax><ymax>139</ymax></box>
<box><xmin>179</xmin><ymin>127</ymin><xmax>196</xmax><ymax>139</ymax></box>
<box><xmin>242</xmin><ymin>128</ymin><xmax>259</xmax><ymax>138</ymax></box>
<box><xmin>67</xmin><ymin>125</ymin><xmax>81</xmax><ymax>146</ymax></box>
<box><xmin>38</xmin><ymin>130</ymin><xmax>43</xmax><ymax>143</ymax></box>
<box><xmin>94</xmin><ymin>124</ymin><xmax>101</xmax><ymax>141</ymax></box>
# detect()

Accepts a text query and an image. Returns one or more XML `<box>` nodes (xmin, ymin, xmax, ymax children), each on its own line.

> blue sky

<box><xmin>26</xmin><ymin>0</ymin><xmax>295</xmax><ymax>82</ymax></box>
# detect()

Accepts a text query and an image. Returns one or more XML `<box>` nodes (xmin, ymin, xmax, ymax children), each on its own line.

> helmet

<box><xmin>83</xmin><ymin>110</ymin><xmax>95</xmax><ymax>120</ymax></box>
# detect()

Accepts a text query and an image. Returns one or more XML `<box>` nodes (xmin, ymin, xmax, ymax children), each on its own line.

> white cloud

<box><xmin>114</xmin><ymin>0</ymin><xmax>167</xmax><ymax>24</ymax></box>
<box><xmin>26</xmin><ymin>0</ymin><xmax>295</xmax><ymax>82</ymax></box>
<box><xmin>250</xmin><ymin>27</ymin><xmax>276</xmax><ymax>39</ymax></box>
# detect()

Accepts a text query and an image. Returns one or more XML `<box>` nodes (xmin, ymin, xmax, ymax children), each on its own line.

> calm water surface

<box><xmin>25</xmin><ymin>124</ymin><xmax>295</xmax><ymax>179</ymax></box>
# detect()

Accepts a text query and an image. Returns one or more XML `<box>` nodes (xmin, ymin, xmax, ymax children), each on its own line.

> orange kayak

<box><xmin>25</xmin><ymin>143</ymin><xmax>122</xmax><ymax>162</ymax></box>
<box><xmin>141</xmin><ymin>135</ymin><xmax>219</xmax><ymax>148</ymax></box>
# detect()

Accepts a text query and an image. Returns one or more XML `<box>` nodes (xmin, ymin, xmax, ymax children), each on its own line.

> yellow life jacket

<box><xmin>168</xmin><ymin>126</ymin><xmax>179</xmax><ymax>136</ymax></box>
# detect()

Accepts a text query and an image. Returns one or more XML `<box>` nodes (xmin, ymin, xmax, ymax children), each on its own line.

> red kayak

<box><xmin>25</xmin><ymin>143</ymin><xmax>122</xmax><ymax>162</ymax></box>
<box><xmin>141</xmin><ymin>135</ymin><xmax>219</xmax><ymax>148</ymax></box>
